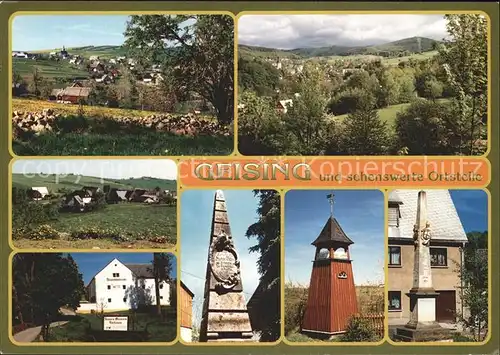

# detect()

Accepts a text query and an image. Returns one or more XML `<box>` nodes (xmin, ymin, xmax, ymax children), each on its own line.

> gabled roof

<box><xmin>388</xmin><ymin>191</ymin><xmax>403</xmax><ymax>204</ymax></box>
<box><xmin>59</xmin><ymin>86</ymin><xmax>92</xmax><ymax>98</ymax></box>
<box><xmin>388</xmin><ymin>190</ymin><xmax>467</xmax><ymax>243</ymax></box>
<box><xmin>312</xmin><ymin>216</ymin><xmax>354</xmax><ymax>246</ymax></box>
<box><xmin>124</xmin><ymin>263</ymin><xmax>154</xmax><ymax>278</ymax></box>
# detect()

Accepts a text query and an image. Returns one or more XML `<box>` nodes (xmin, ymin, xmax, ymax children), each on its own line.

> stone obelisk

<box><xmin>394</xmin><ymin>191</ymin><xmax>451</xmax><ymax>342</ymax></box>
<box><xmin>199</xmin><ymin>190</ymin><xmax>254</xmax><ymax>342</ymax></box>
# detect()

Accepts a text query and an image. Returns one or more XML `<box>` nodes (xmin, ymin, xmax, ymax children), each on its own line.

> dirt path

<box><xmin>13</xmin><ymin>321</ymin><xmax>69</xmax><ymax>343</ymax></box>
<box><xmin>13</xmin><ymin>309</ymin><xmax>76</xmax><ymax>343</ymax></box>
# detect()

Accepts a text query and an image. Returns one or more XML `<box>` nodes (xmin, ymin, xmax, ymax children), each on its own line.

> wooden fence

<box><xmin>353</xmin><ymin>313</ymin><xmax>384</xmax><ymax>338</ymax></box>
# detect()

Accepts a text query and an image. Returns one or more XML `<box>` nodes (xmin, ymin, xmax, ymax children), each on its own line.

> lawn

<box><xmin>335</xmin><ymin>102</ymin><xmax>412</xmax><ymax>127</ymax></box>
<box><xmin>12</xmin><ymin>203</ymin><xmax>177</xmax><ymax>250</ymax></box>
<box><xmin>13</xmin><ymin>58</ymin><xmax>89</xmax><ymax>82</ymax></box>
<box><xmin>335</xmin><ymin>98</ymin><xmax>452</xmax><ymax>131</ymax></box>
<box><xmin>384</xmin><ymin>50</ymin><xmax>439</xmax><ymax>65</ymax></box>
<box><xmin>48</xmin><ymin>306</ymin><xmax>177</xmax><ymax>342</ymax></box>
<box><xmin>323</xmin><ymin>51</ymin><xmax>438</xmax><ymax>65</ymax></box>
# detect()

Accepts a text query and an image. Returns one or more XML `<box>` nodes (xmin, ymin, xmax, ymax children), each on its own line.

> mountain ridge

<box><xmin>239</xmin><ymin>36</ymin><xmax>441</xmax><ymax>58</ymax></box>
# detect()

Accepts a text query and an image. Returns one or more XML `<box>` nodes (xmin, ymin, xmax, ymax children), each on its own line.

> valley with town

<box><xmin>11</xmin><ymin>15</ymin><xmax>234</xmax><ymax>156</ymax></box>
<box><xmin>237</xmin><ymin>14</ymin><xmax>488</xmax><ymax>156</ymax></box>
<box><xmin>12</xmin><ymin>173</ymin><xmax>177</xmax><ymax>249</ymax></box>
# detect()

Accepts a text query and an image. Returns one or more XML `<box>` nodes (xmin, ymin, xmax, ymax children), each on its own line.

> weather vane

<box><xmin>326</xmin><ymin>191</ymin><xmax>335</xmax><ymax>217</ymax></box>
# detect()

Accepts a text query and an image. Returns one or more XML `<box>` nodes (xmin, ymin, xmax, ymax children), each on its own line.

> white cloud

<box><xmin>238</xmin><ymin>14</ymin><xmax>448</xmax><ymax>49</ymax></box>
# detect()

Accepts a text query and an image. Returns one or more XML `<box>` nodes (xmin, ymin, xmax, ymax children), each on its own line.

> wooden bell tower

<box><xmin>302</xmin><ymin>192</ymin><xmax>358</xmax><ymax>336</ymax></box>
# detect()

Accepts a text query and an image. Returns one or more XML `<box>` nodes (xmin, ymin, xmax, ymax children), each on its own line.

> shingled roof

<box><xmin>311</xmin><ymin>217</ymin><xmax>354</xmax><ymax>246</ymax></box>
<box><xmin>124</xmin><ymin>263</ymin><xmax>154</xmax><ymax>278</ymax></box>
<box><xmin>388</xmin><ymin>189</ymin><xmax>467</xmax><ymax>243</ymax></box>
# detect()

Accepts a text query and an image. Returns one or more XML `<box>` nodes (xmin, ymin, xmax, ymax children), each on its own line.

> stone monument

<box><xmin>394</xmin><ymin>190</ymin><xmax>451</xmax><ymax>342</ymax></box>
<box><xmin>199</xmin><ymin>190</ymin><xmax>254</xmax><ymax>342</ymax></box>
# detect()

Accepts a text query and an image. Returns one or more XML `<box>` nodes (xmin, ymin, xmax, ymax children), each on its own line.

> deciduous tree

<box><xmin>439</xmin><ymin>14</ymin><xmax>488</xmax><ymax>154</ymax></box>
<box><xmin>150</xmin><ymin>253</ymin><xmax>174</xmax><ymax>319</ymax></box>
<box><xmin>124</xmin><ymin>15</ymin><xmax>234</xmax><ymax>124</ymax></box>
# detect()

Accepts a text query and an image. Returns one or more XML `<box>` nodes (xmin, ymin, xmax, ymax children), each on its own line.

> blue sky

<box><xmin>12</xmin><ymin>159</ymin><xmax>177</xmax><ymax>180</ymax></box>
<box><xmin>285</xmin><ymin>190</ymin><xmax>385</xmax><ymax>287</ymax></box>
<box><xmin>68</xmin><ymin>253</ymin><xmax>177</xmax><ymax>285</ymax></box>
<box><xmin>180</xmin><ymin>189</ymin><xmax>266</xmax><ymax>327</ymax></box>
<box><xmin>12</xmin><ymin>15</ymin><xmax>197</xmax><ymax>51</ymax></box>
<box><xmin>12</xmin><ymin>15</ymin><xmax>129</xmax><ymax>51</ymax></box>
<box><xmin>450</xmin><ymin>190</ymin><xmax>488</xmax><ymax>232</ymax></box>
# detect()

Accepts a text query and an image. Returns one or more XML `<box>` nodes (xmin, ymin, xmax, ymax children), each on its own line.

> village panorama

<box><xmin>237</xmin><ymin>14</ymin><xmax>488</xmax><ymax>156</ymax></box>
<box><xmin>11</xmin><ymin>14</ymin><xmax>234</xmax><ymax>156</ymax></box>
<box><xmin>11</xmin><ymin>159</ymin><xmax>178</xmax><ymax>249</ymax></box>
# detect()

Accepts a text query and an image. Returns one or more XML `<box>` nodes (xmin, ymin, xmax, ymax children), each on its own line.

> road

<box><xmin>13</xmin><ymin>308</ymin><xmax>76</xmax><ymax>343</ymax></box>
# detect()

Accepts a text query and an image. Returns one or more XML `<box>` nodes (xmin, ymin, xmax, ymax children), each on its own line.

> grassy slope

<box><xmin>50</xmin><ymin>203</ymin><xmax>176</xmax><ymax>238</ymax></box>
<box><xmin>13</xmin><ymin>98</ymin><xmax>157</xmax><ymax>118</ymax></box>
<box><xmin>11</xmin><ymin>99</ymin><xmax>233</xmax><ymax>156</ymax></box>
<box><xmin>13</xmin><ymin>58</ymin><xmax>89</xmax><ymax>82</ymax></box>
<box><xmin>12</xmin><ymin>98</ymin><xmax>214</xmax><ymax>120</ymax></box>
<box><xmin>12</xmin><ymin>203</ymin><xmax>176</xmax><ymax>249</ymax></box>
<box><xmin>12</xmin><ymin>173</ymin><xmax>177</xmax><ymax>192</ymax></box>
<box><xmin>12</xmin><ymin>174</ymin><xmax>177</xmax><ymax>248</ymax></box>
<box><xmin>335</xmin><ymin>98</ymin><xmax>451</xmax><ymax>130</ymax></box>
<box><xmin>30</xmin><ymin>45</ymin><xmax>126</xmax><ymax>59</ymax></box>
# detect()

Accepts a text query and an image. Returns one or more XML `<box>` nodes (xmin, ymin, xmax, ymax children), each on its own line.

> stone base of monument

<box><xmin>392</xmin><ymin>289</ymin><xmax>454</xmax><ymax>342</ymax></box>
<box><xmin>200</xmin><ymin>308</ymin><xmax>255</xmax><ymax>342</ymax></box>
<box><xmin>205</xmin><ymin>332</ymin><xmax>254</xmax><ymax>342</ymax></box>
<box><xmin>393</xmin><ymin>323</ymin><xmax>453</xmax><ymax>342</ymax></box>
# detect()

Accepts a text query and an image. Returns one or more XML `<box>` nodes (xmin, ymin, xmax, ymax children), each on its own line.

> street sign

<box><xmin>103</xmin><ymin>316</ymin><xmax>128</xmax><ymax>331</ymax></box>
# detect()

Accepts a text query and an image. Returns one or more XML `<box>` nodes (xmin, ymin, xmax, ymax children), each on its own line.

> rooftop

<box><xmin>312</xmin><ymin>216</ymin><xmax>354</xmax><ymax>246</ymax></box>
<box><xmin>388</xmin><ymin>189</ymin><xmax>468</xmax><ymax>243</ymax></box>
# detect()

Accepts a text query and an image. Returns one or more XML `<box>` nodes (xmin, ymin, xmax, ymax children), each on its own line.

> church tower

<box><xmin>302</xmin><ymin>192</ymin><xmax>358</xmax><ymax>336</ymax></box>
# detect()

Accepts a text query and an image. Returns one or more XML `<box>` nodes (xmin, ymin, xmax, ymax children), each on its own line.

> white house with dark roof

<box><xmin>388</xmin><ymin>190</ymin><xmax>468</xmax><ymax>325</ymax></box>
<box><xmin>77</xmin><ymin>258</ymin><xmax>170</xmax><ymax>313</ymax></box>
<box><xmin>30</xmin><ymin>187</ymin><xmax>49</xmax><ymax>200</ymax></box>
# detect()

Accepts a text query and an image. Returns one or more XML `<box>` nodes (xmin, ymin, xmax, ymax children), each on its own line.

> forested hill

<box><xmin>239</xmin><ymin>36</ymin><xmax>441</xmax><ymax>58</ymax></box>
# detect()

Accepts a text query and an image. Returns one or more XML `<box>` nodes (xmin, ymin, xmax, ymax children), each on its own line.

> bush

<box><xmin>25</xmin><ymin>224</ymin><xmax>61</xmax><ymax>240</ymax></box>
<box><xmin>284</xmin><ymin>283</ymin><xmax>308</xmax><ymax>335</ymax></box>
<box><xmin>395</xmin><ymin>100</ymin><xmax>454</xmax><ymax>155</ymax></box>
<box><xmin>12</xmin><ymin>188</ymin><xmax>60</xmax><ymax>230</ymax></box>
<box><xmin>339</xmin><ymin>317</ymin><xmax>376</xmax><ymax>342</ymax></box>
<box><xmin>329</xmin><ymin>88</ymin><xmax>376</xmax><ymax>116</ymax></box>
<box><xmin>70</xmin><ymin>227</ymin><xmax>126</xmax><ymax>242</ymax></box>
<box><xmin>452</xmin><ymin>332</ymin><xmax>475</xmax><ymax>342</ymax></box>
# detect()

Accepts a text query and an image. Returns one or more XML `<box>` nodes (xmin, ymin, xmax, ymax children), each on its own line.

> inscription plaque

<box><xmin>209</xmin><ymin>231</ymin><xmax>241</xmax><ymax>292</ymax></box>
<box><xmin>213</xmin><ymin>250</ymin><xmax>237</xmax><ymax>280</ymax></box>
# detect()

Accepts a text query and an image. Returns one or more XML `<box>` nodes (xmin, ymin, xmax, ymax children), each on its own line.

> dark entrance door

<box><xmin>435</xmin><ymin>290</ymin><xmax>456</xmax><ymax>323</ymax></box>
